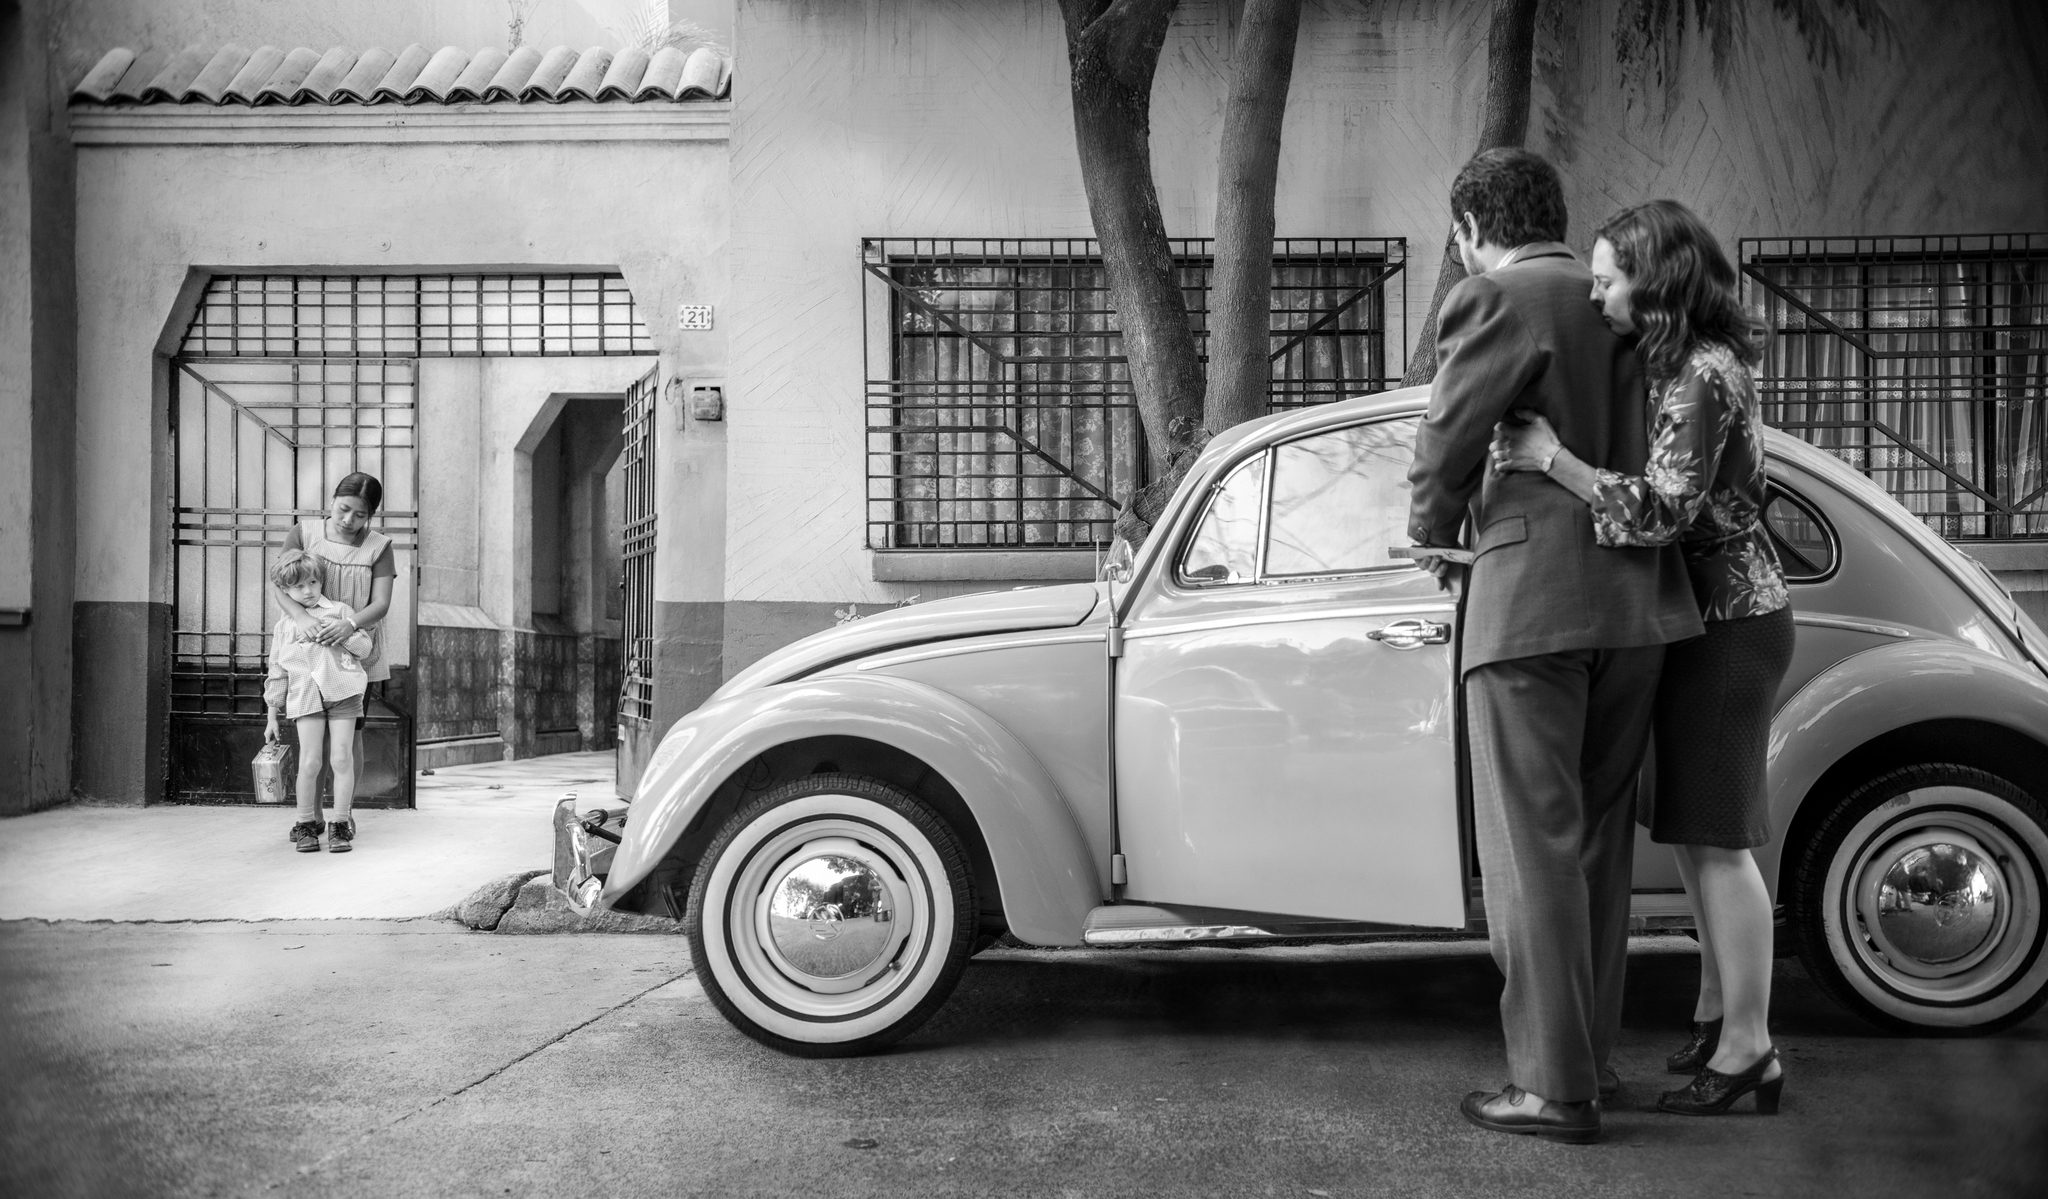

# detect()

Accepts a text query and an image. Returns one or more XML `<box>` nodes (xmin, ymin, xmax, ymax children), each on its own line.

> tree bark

<box><xmin>1204</xmin><ymin>0</ymin><xmax>1303</xmax><ymax>434</ymax></box>
<box><xmin>1400</xmin><ymin>0</ymin><xmax>1541</xmax><ymax>388</ymax></box>
<box><xmin>1059</xmin><ymin>0</ymin><xmax>1205</xmax><ymax>511</ymax></box>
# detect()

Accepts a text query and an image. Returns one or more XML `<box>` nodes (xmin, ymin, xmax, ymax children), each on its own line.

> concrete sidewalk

<box><xmin>0</xmin><ymin>753</ymin><xmax>618</xmax><ymax>922</ymax></box>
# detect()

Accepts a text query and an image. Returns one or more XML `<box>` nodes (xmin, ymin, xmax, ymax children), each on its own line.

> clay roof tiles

<box><xmin>70</xmin><ymin>43</ymin><xmax>731</xmax><ymax>105</ymax></box>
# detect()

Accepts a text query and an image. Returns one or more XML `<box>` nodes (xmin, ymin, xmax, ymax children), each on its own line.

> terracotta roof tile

<box><xmin>70</xmin><ymin>43</ymin><xmax>731</xmax><ymax>106</ymax></box>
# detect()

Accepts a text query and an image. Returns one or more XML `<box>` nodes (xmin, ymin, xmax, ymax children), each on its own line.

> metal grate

<box><xmin>180</xmin><ymin>274</ymin><xmax>656</xmax><ymax>358</ymax></box>
<box><xmin>864</xmin><ymin>237</ymin><xmax>1405</xmax><ymax>551</ymax></box>
<box><xmin>170</xmin><ymin>358</ymin><xmax>419</xmax><ymax>717</ymax></box>
<box><xmin>618</xmin><ymin>367</ymin><xmax>658</xmax><ymax>727</ymax></box>
<box><xmin>1743</xmin><ymin>234</ymin><xmax>2048</xmax><ymax>539</ymax></box>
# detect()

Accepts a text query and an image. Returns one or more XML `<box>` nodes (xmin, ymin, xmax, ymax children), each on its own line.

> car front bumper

<box><xmin>551</xmin><ymin>793</ymin><xmax>629</xmax><ymax>915</ymax></box>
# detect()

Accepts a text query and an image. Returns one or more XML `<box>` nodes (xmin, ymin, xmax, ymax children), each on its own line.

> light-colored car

<box><xmin>564</xmin><ymin>386</ymin><xmax>2048</xmax><ymax>1054</ymax></box>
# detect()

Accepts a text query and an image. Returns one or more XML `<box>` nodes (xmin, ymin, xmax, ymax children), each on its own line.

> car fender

<box><xmin>1762</xmin><ymin>639</ymin><xmax>2048</xmax><ymax>892</ymax></box>
<box><xmin>603</xmin><ymin>673</ymin><xmax>1103</xmax><ymax>945</ymax></box>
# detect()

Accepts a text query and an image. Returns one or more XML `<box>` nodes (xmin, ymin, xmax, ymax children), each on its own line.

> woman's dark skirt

<box><xmin>1644</xmin><ymin>605</ymin><xmax>1796</xmax><ymax>849</ymax></box>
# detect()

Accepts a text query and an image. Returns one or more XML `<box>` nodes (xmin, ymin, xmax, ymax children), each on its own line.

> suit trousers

<box><xmin>1466</xmin><ymin>644</ymin><xmax>1665</xmax><ymax>1102</ymax></box>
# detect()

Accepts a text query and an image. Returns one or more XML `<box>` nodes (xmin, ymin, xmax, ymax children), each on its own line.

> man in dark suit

<box><xmin>1406</xmin><ymin>149</ymin><xmax>1702</xmax><ymax>1143</ymax></box>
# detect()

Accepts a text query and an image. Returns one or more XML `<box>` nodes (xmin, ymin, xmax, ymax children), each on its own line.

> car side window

<box><xmin>1262</xmin><ymin>418</ymin><xmax>1419</xmax><ymax>579</ymax></box>
<box><xmin>1763</xmin><ymin>485</ymin><xmax>1837</xmax><ymax>582</ymax></box>
<box><xmin>1178</xmin><ymin>452</ymin><xmax>1267</xmax><ymax>586</ymax></box>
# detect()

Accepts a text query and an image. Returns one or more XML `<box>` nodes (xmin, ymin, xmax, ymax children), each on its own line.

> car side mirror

<box><xmin>1098</xmin><ymin>536</ymin><xmax>1134</xmax><ymax>585</ymax></box>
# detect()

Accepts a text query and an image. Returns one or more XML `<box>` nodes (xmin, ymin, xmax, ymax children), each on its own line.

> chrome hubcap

<box><xmin>1868</xmin><ymin>839</ymin><xmax>2005</xmax><ymax>971</ymax></box>
<box><xmin>766</xmin><ymin>851</ymin><xmax>896</xmax><ymax>980</ymax></box>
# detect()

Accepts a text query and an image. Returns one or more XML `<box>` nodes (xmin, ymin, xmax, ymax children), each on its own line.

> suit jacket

<box><xmin>1406</xmin><ymin>243</ymin><xmax>1702</xmax><ymax>672</ymax></box>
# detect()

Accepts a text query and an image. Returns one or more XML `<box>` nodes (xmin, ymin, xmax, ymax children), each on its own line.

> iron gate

<box><xmin>1743</xmin><ymin>234</ymin><xmax>2048</xmax><ymax>539</ymax></box>
<box><xmin>169</xmin><ymin>358</ymin><xmax>419</xmax><ymax>805</ymax></box>
<box><xmin>616</xmin><ymin>366</ymin><xmax>659</xmax><ymax>768</ymax></box>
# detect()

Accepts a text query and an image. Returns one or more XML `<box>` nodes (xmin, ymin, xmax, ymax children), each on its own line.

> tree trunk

<box><xmin>1059</xmin><ymin>0</ymin><xmax>1206</xmax><ymax>542</ymax></box>
<box><xmin>1400</xmin><ymin>0</ymin><xmax>1541</xmax><ymax>388</ymax></box>
<box><xmin>1204</xmin><ymin>0</ymin><xmax>1302</xmax><ymax>434</ymax></box>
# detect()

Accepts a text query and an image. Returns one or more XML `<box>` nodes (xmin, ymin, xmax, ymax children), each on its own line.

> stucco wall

<box><xmin>1</xmin><ymin>0</ymin><xmax>79</xmax><ymax>815</ymax></box>
<box><xmin>69</xmin><ymin>117</ymin><xmax>728</xmax><ymax>800</ymax></box>
<box><xmin>727</xmin><ymin>0</ymin><xmax>2048</xmax><ymax>612</ymax></box>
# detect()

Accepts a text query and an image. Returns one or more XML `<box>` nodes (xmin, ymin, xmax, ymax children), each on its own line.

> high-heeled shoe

<box><xmin>1656</xmin><ymin>1047</ymin><xmax>1783</xmax><ymax>1116</ymax></box>
<box><xmin>1666</xmin><ymin>1017</ymin><xmax>1722</xmax><ymax>1074</ymax></box>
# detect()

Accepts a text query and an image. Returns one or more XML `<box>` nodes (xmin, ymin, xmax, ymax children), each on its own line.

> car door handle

<box><xmin>1367</xmin><ymin>619</ymin><xmax>1452</xmax><ymax>649</ymax></box>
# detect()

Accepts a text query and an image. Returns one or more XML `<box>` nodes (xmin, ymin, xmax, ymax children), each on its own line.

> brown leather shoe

<box><xmin>1460</xmin><ymin>1085</ymin><xmax>1601</xmax><ymax>1143</ymax></box>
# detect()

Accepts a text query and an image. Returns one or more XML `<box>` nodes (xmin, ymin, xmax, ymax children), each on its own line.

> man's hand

<box><xmin>1407</xmin><ymin>549</ymin><xmax>1466</xmax><ymax>592</ymax></box>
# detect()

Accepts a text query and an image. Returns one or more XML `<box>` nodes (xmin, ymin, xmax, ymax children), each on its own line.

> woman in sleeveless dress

<box><xmin>1490</xmin><ymin>201</ymin><xmax>1792</xmax><ymax>1117</ymax></box>
<box><xmin>271</xmin><ymin>472</ymin><xmax>396</xmax><ymax>845</ymax></box>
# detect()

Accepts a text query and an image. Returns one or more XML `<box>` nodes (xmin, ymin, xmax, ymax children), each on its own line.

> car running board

<box><xmin>1087</xmin><ymin>892</ymin><xmax>1706</xmax><ymax>945</ymax></box>
<box><xmin>1082</xmin><ymin>903</ymin><xmax>1444</xmax><ymax>945</ymax></box>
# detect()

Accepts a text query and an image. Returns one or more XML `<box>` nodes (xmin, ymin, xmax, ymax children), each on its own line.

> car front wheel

<box><xmin>685</xmin><ymin>773</ymin><xmax>977</xmax><ymax>1056</ymax></box>
<box><xmin>1791</xmin><ymin>763</ymin><xmax>2048</xmax><ymax>1033</ymax></box>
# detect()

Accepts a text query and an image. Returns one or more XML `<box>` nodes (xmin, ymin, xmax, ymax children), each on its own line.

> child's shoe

<box><xmin>290</xmin><ymin>821</ymin><xmax>323</xmax><ymax>853</ymax></box>
<box><xmin>327</xmin><ymin>818</ymin><xmax>355</xmax><ymax>853</ymax></box>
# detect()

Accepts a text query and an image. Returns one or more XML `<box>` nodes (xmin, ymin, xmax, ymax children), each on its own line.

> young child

<box><xmin>263</xmin><ymin>550</ymin><xmax>376</xmax><ymax>853</ymax></box>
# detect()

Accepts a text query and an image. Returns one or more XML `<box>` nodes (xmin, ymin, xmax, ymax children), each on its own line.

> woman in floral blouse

<box><xmin>1490</xmin><ymin>200</ymin><xmax>1792</xmax><ymax>1118</ymax></box>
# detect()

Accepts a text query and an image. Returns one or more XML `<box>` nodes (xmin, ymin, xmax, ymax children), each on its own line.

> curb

<box><xmin>435</xmin><ymin>870</ymin><xmax>684</xmax><ymax>935</ymax></box>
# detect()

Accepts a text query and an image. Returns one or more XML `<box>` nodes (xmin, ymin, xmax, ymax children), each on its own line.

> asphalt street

<box><xmin>2</xmin><ymin>921</ymin><xmax>2043</xmax><ymax>1199</ymax></box>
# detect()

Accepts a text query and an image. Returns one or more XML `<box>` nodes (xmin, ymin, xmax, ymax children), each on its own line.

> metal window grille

<box><xmin>1743</xmin><ymin>234</ymin><xmax>2048</xmax><ymax>539</ymax></box>
<box><xmin>619</xmin><ymin>367</ymin><xmax>658</xmax><ymax>727</ymax></box>
<box><xmin>180</xmin><ymin>274</ymin><xmax>655</xmax><ymax>358</ymax></box>
<box><xmin>864</xmin><ymin>237</ymin><xmax>1405</xmax><ymax>551</ymax></box>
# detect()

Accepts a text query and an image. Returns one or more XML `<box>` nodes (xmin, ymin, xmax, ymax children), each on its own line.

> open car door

<box><xmin>1114</xmin><ymin>416</ymin><xmax>1467</xmax><ymax>928</ymax></box>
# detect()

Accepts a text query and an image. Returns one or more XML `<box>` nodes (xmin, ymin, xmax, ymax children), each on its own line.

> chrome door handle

<box><xmin>1367</xmin><ymin>619</ymin><xmax>1452</xmax><ymax>649</ymax></box>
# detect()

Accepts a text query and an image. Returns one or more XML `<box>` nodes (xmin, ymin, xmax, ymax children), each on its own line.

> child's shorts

<box><xmin>321</xmin><ymin>694</ymin><xmax>365</xmax><ymax>721</ymax></box>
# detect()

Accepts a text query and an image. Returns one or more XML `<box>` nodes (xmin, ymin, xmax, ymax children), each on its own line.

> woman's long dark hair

<box><xmin>1593</xmin><ymin>200</ymin><xmax>1762</xmax><ymax>386</ymax></box>
<box><xmin>333</xmin><ymin>472</ymin><xmax>383</xmax><ymax>515</ymax></box>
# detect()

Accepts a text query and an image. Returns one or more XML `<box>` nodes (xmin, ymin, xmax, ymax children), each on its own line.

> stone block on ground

<box><xmin>493</xmin><ymin>874</ymin><xmax>684</xmax><ymax>934</ymax></box>
<box><xmin>437</xmin><ymin>869</ymin><xmax>548</xmax><ymax>930</ymax></box>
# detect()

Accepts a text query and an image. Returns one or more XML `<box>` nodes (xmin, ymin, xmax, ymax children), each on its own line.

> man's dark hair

<box><xmin>1449</xmin><ymin>148</ymin><xmax>1567</xmax><ymax>247</ymax></box>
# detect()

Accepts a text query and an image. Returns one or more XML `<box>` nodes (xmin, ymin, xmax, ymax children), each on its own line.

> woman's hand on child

<box><xmin>1490</xmin><ymin>411</ymin><xmax>1564</xmax><ymax>474</ymax></box>
<box><xmin>313</xmin><ymin>616</ymin><xmax>350</xmax><ymax>646</ymax></box>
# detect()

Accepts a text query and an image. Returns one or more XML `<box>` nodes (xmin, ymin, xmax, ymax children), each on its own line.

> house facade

<box><xmin>3</xmin><ymin>0</ymin><xmax>2043</xmax><ymax>812</ymax></box>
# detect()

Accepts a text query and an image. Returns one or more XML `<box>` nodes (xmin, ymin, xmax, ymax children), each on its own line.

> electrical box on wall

<box><xmin>667</xmin><ymin>376</ymin><xmax>726</xmax><ymax>427</ymax></box>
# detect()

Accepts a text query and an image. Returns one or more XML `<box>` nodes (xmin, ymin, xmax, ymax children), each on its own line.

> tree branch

<box><xmin>1401</xmin><ymin>0</ymin><xmax>1540</xmax><ymax>388</ymax></box>
<box><xmin>1205</xmin><ymin>0</ymin><xmax>1303</xmax><ymax>434</ymax></box>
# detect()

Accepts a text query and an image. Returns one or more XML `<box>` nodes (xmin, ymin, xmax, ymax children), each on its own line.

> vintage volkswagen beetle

<box><xmin>563</xmin><ymin>386</ymin><xmax>2048</xmax><ymax>1054</ymax></box>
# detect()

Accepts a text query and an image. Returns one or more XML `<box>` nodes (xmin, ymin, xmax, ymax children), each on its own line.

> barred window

<box><xmin>864</xmin><ymin>238</ymin><xmax>1405</xmax><ymax>552</ymax></box>
<box><xmin>1743</xmin><ymin>235</ymin><xmax>2048</xmax><ymax>539</ymax></box>
<box><xmin>180</xmin><ymin>274</ymin><xmax>655</xmax><ymax>358</ymax></box>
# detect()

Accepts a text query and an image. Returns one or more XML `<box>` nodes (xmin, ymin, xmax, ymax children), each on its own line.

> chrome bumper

<box><xmin>551</xmin><ymin>792</ymin><xmax>629</xmax><ymax>915</ymax></box>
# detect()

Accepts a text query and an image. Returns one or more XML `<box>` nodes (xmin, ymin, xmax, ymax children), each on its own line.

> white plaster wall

<box><xmin>727</xmin><ymin>0</ymin><xmax>2048</xmax><ymax>606</ymax></box>
<box><xmin>418</xmin><ymin>357</ymin><xmax>484</xmax><ymax>611</ymax></box>
<box><xmin>71</xmin><ymin>131</ymin><xmax>728</xmax><ymax>615</ymax></box>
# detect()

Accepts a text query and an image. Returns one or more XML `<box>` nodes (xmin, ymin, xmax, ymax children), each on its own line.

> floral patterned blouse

<box><xmin>1591</xmin><ymin>343</ymin><xmax>1790</xmax><ymax>622</ymax></box>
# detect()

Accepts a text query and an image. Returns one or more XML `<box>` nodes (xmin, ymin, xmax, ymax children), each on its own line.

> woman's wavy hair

<box><xmin>1593</xmin><ymin>200</ymin><xmax>1763</xmax><ymax>386</ymax></box>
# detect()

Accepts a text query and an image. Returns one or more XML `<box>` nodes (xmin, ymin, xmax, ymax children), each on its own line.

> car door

<box><xmin>1113</xmin><ymin>416</ymin><xmax>1468</xmax><ymax>928</ymax></box>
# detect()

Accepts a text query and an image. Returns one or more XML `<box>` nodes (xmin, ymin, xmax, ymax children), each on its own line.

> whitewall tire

<box><xmin>1791</xmin><ymin>764</ymin><xmax>2048</xmax><ymax>1033</ymax></box>
<box><xmin>685</xmin><ymin>773</ymin><xmax>977</xmax><ymax>1056</ymax></box>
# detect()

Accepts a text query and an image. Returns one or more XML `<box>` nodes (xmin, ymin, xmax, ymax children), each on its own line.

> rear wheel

<box><xmin>685</xmin><ymin>773</ymin><xmax>977</xmax><ymax>1056</ymax></box>
<box><xmin>1790</xmin><ymin>764</ymin><xmax>2048</xmax><ymax>1033</ymax></box>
